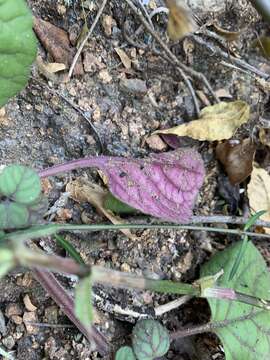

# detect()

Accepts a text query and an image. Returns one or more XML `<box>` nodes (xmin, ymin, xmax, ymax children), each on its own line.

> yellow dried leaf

<box><xmin>247</xmin><ymin>166</ymin><xmax>270</xmax><ymax>233</ymax></box>
<box><xmin>259</xmin><ymin>128</ymin><xmax>270</xmax><ymax>147</ymax></box>
<box><xmin>36</xmin><ymin>56</ymin><xmax>66</xmax><ymax>82</ymax></box>
<box><xmin>66</xmin><ymin>179</ymin><xmax>137</xmax><ymax>240</ymax></box>
<box><xmin>154</xmin><ymin>101</ymin><xmax>250</xmax><ymax>141</ymax></box>
<box><xmin>114</xmin><ymin>47</ymin><xmax>132</xmax><ymax>69</ymax></box>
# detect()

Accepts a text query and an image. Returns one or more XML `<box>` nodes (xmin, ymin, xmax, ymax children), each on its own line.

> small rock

<box><xmin>83</xmin><ymin>53</ymin><xmax>104</xmax><ymax>74</ymax></box>
<box><xmin>44</xmin><ymin>305</ymin><xmax>58</xmax><ymax>324</ymax></box>
<box><xmin>98</xmin><ymin>69</ymin><xmax>112</xmax><ymax>83</ymax></box>
<box><xmin>120</xmin><ymin>263</ymin><xmax>131</xmax><ymax>272</ymax></box>
<box><xmin>2</xmin><ymin>335</ymin><xmax>15</xmax><ymax>350</ymax></box>
<box><xmin>5</xmin><ymin>303</ymin><xmax>23</xmax><ymax>318</ymax></box>
<box><xmin>102</xmin><ymin>15</ymin><xmax>115</xmax><ymax>36</ymax></box>
<box><xmin>120</xmin><ymin>78</ymin><xmax>147</xmax><ymax>95</ymax></box>
<box><xmin>11</xmin><ymin>315</ymin><xmax>23</xmax><ymax>325</ymax></box>
<box><xmin>145</xmin><ymin>135</ymin><xmax>167</xmax><ymax>151</ymax></box>
<box><xmin>23</xmin><ymin>312</ymin><xmax>38</xmax><ymax>334</ymax></box>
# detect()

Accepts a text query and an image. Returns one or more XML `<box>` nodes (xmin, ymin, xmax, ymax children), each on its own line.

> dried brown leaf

<box><xmin>247</xmin><ymin>166</ymin><xmax>270</xmax><ymax>233</ymax></box>
<box><xmin>216</xmin><ymin>139</ymin><xmax>256</xmax><ymax>184</ymax></box>
<box><xmin>66</xmin><ymin>179</ymin><xmax>137</xmax><ymax>240</ymax></box>
<box><xmin>259</xmin><ymin>128</ymin><xmax>270</xmax><ymax>147</ymax></box>
<box><xmin>166</xmin><ymin>0</ymin><xmax>197</xmax><ymax>41</ymax></box>
<box><xmin>154</xmin><ymin>101</ymin><xmax>250</xmax><ymax>141</ymax></box>
<box><xmin>33</xmin><ymin>17</ymin><xmax>84</xmax><ymax>76</ymax></box>
<box><xmin>114</xmin><ymin>48</ymin><xmax>132</xmax><ymax>69</ymax></box>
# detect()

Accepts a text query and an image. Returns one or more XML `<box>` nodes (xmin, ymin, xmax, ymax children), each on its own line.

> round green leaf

<box><xmin>0</xmin><ymin>0</ymin><xmax>37</xmax><ymax>107</ymax></box>
<box><xmin>0</xmin><ymin>165</ymin><xmax>41</xmax><ymax>204</ymax></box>
<box><xmin>132</xmin><ymin>319</ymin><xmax>170</xmax><ymax>360</ymax></box>
<box><xmin>0</xmin><ymin>202</ymin><xmax>29</xmax><ymax>229</ymax></box>
<box><xmin>115</xmin><ymin>346</ymin><xmax>136</xmax><ymax>360</ymax></box>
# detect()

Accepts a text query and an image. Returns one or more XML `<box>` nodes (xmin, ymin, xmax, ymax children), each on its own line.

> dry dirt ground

<box><xmin>0</xmin><ymin>0</ymin><xmax>270</xmax><ymax>359</ymax></box>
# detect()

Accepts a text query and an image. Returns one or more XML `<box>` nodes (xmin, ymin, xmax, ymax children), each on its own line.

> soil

<box><xmin>1</xmin><ymin>0</ymin><xmax>270</xmax><ymax>359</ymax></box>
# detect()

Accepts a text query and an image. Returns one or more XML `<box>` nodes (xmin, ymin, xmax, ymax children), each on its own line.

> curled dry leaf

<box><xmin>166</xmin><ymin>0</ymin><xmax>197</xmax><ymax>41</ymax></box>
<box><xmin>66</xmin><ymin>179</ymin><xmax>137</xmax><ymax>240</ymax></box>
<box><xmin>36</xmin><ymin>56</ymin><xmax>66</xmax><ymax>82</ymax></box>
<box><xmin>247</xmin><ymin>166</ymin><xmax>270</xmax><ymax>233</ymax></box>
<box><xmin>154</xmin><ymin>101</ymin><xmax>250</xmax><ymax>141</ymax></box>
<box><xmin>216</xmin><ymin>138</ymin><xmax>256</xmax><ymax>184</ymax></box>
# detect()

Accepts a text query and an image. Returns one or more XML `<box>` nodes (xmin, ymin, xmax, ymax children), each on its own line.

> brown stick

<box><xmin>123</xmin><ymin>0</ymin><xmax>219</xmax><ymax>106</ymax></box>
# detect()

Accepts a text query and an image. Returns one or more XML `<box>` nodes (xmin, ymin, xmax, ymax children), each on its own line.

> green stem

<box><xmin>91</xmin><ymin>266</ymin><xmax>199</xmax><ymax>296</ymax></box>
<box><xmin>5</xmin><ymin>222</ymin><xmax>270</xmax><ymax>244</ymax></box>
<box><xmin>145</xmin><ymin>278</ymin><xmax>198</xmax><ymax>295</ymax></box>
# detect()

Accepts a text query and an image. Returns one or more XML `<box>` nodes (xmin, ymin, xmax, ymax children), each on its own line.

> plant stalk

<box><xmin>33</xmin><ymin>269</ymin><xmax>110</xmax><ymax>355</ymax></box>
<box><xmin>5</xmin><ymin>223</ymin><xmax>270</xmax><ymax>244</ymax></box>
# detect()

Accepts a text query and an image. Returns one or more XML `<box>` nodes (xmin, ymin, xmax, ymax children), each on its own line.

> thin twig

<box><xmin>31</xmin><ymin>77</ymin><xmax>104</xmax><ymax>154</ymax></box>
<box><xmin>170</xmin><ymin>322</ymin><xmax>213</xmax><ymax>340</ymax></box>
<box><xmin>123</xmin><ymin>0</ymin><xmax>219</xmax><ymax>108</ymax></box>
<box><xmin>25</xmin><ymin>322</ymin><xmax>74</xmax><ymax>328</ymax></box>
<box><xmin>155</xmin><ymin>295</ymin><xmax>193</xmax><ymax>316</ymax></box>
<box><xmin>68</xmin><ymin>0</ymin><xmax>108</xmax><ymax>79</ymax></box>
<box><xmin>190</xmin><ymin>215</ymin><xmax>270</xmax><ymax>227</ymax></box>
<box><xmin>190</xmin><ymin>33</ymin><xmax>269</xmax><ymax>79</ymax></box>
<box><xmin>56</xmin><ymin>92</ymin><xmax>105</xmax><ymax>154</ymax></box>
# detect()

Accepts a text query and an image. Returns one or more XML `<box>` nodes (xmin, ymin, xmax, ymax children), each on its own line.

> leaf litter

<box><xmin>154</xmin><ymin>101</ymin><xmax>250</xmax><ymax>141</ymax></box>
<box><xmin>247</xmin><ymin>166</ymin><xmax>270</xmax><ymax>233</ymax></box>
<box><xmin>66</xmin><ymin>178</ymin><xmax>137</xmax><ymax>240</ymax></box>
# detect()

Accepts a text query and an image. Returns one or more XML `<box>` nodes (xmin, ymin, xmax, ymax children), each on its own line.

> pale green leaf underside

<box><xmin>75</xmin><ymin>275</ymin><xmax>93</xmax><ymax>327</ymax></box>
<box><xmin>0</xmin><ymin>0</ymin><xmax>37</xmax><ymax>107</ymax></box>
<box><xmin>201</xmin><ymin>241</ymin><xmax>270</xmax><ymax>360</ymax></box>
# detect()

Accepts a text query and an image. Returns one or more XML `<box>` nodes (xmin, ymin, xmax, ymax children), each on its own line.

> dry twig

<box><xmin>122</xmin><ymin>0</ymin><xmax>220</xmax><ymax>114</ymax></box>
<box><xmin>68</xmin><ymin>0</ymin><xmax>108</xmax><ymax>79</ymax></box>
<box><xmin>191</xmin><ymin>33</ymin><xmax>269</xmax><ymax>79</ymax></box>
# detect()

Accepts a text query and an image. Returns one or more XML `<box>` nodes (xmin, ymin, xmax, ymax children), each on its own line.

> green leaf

<box><xmin>27</xmin><ymin>195</ymin><xmax>48</xmax><ymax>225</ymax></box>
<box><xmin>115</xmin><ymin>346</ymin><xmax>136</xmax><ymax>360</ymax></box>
<box><xmin>0</xmin><ymin>248</ymin><xmax>14</xmax><ymax>278</ymax></box>
<box><xmin>132</xmin><ymin>319</ymin><xmax>170</xmax><ymax>360</ymax></box>
<box><xmin>0</xmin><ymin>165</ymin><xmax>41</xmax><ymax>204</ymax></box>
<box><xmin>75</xmin><ymin>274</ymin><xmax>93</xmax><ymax>327</ymax></box>
<box><xmin>0</xmin><ymin>202</ymin><xmax>29</xmax><ymax>229</ymax></box>
<box><xmin>201</xmin><ymin>241</ymin><xmax>270</xmax><ymax>360</ymax></box>
<box><xmin>229</xmin><ymin>210</ymin><xmax>266</xmax><ymax>280</ymax></box>
<box><xmin>55</xmin><ymin>234</ymin><xmax>85</xmax><ymax>265</ymax></box>
<box><xmin>104</xmin><ymin>192</ymin><xmax>137</xmax><ymax>214</ymax></box>
<box><xmin>0</xmin><ymin>0</ymin><xmax>37</xmax><ymax>107</ymax></box>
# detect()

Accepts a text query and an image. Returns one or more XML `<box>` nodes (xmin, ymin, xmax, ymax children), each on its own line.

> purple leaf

<box><xmin>39</xmin><ymin>149</ymin><xmax>205</xmax><ymax>223</ymax></box>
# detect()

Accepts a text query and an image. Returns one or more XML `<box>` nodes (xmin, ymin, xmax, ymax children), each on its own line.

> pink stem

<box><xmin>39</xmin><ymin>157</ymin><xmax>110</xmax><ymax>178</ymax></box>
<box><xmin>33</xmin><ymin>269</ymin><xmax>110</xmax><ymax>355</ymax></box>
